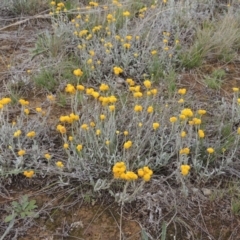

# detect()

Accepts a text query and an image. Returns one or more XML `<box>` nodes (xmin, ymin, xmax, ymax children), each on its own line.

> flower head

<box><xmin>113</xmin><ymin>66</ymin><xmax>123</xmax><ymax>75</ymax></box>
<box><xmin>170</xmin><ymin>116</ymin><xmax>177</xmax><ymax>123</ymax></box>
<box><xmin>56</xmin><ymin>161</ymin><xmax>64</xmax><ymax>168</ymax></box>
<box><xmin>44</xmin><ymin>153</ymin><xmax>51</xmax><ymax>160</ymax></box>
<box><xmin>180</xmin><ymin>165</ymin><xmax>190</xmax><ymax>176</ymax></box>
<box><xmin>198</xmin><ymin>129</ymin><xmax>205</xmax><ymax>138</ymax></box>
<box><xmin>134</xmin><ymin>105</ymin><xmax>143</xmax><ymax>112</ymax></box>
<box><xmin>143</xmin><ymin>80</ymin><xmax>151</xmax><ymax>88</ymax></box>
<box><xmin>76</xmin><ymin>144</ymin><xmax>83</xmax><ymax>151</ymax></box>
<box><xmin>124</xmin><ymin>140</ymin><xmax>132</xmax><ymax>149</ymax></box>
<box><xmin>180</xmin><ymin>148</ymin><xmax>190</xmax><ymax>155</ymax></box>
<box><xmin>137</xmin><ymin>166</ymin><xmax>153</xmax><ymax>181</ymax></box>
<box><xmin>152</xmin><ymin>122</ymin><xmax>160</xmax><ymax>130</ymax></box>
<box><xmin>207</xmin><ymin>148</ymin><xmax>214</xmax><ymax>154</ymax></box>
<box><xmin>65</xmin><ymin>84</ymin><xmax>76</xmax><ymax>94</ymax></box>
<box><xmin>14</xmin><ymin>130</ymin><xmax>21</xmax><ymax>138</ymax></box>
<box><xmin>73</xmin><ymin>68</ymin><xmax>83</xmax><ymax>77</ymax></box>
<box><xmin>178</xmin><ymin>88</ymin><xmax>187</xmax><ymax>95</ymax></box>
<box><xmin>23</xmin><ymin>170</ymin><xmax>34</xmax><ymax>178</ymax></box>
<box><xmin>18</xmin><ymin>149</ymin><xmax>26</xmax><ymax>156</ymax></box>
<box><xmin>26</xmin><ymin>131</ymin><xmax>36</xmax><ymax>138</ymax></box>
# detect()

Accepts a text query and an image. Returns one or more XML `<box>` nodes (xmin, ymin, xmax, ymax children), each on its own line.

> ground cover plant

<box><xmin>1</xmin><ymin>0</ymin><xmax>240</xmax><ymax>239</ymax></box>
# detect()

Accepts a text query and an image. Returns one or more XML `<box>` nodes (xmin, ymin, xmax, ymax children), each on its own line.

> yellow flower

<box><xmin>180</xmin><ymin>165</ymin><xmax>190</xmax><ymax>176</ymax></box>
<box><xmin>181</xmin><ymin>131</ymin><xmax>187</xmax><ymax>138</ymax></box>
<box><xmin>96</xmin><ymin>129</ymin><xmax>101</xmax><ymax>135</ymax></box>
<box><xmin>90</xmin><ymin>122</ymin><xmax>95</xmax><ymax>127</ymax></box>
<box><xmin>180</xmin><ymin>148</ymin><xmax>190</xmax><ymax>155</ymax></box>
<box><xmin>126</xmin><ymin>78</ymin><xmax>135</xmax><ymax>86</ymax></box>
<box><xmin>153</xmin><ymin>122</ymin><xmax>160</xmax><ymax>130</ymax></box>
<box><xmin>73</xmin><ymin>68</ymin><xmax>83</xmax><ymax>77</ymax></box>
<box><xmin>179</xmin><ymin>114</ymin><xmax>186</xmax><ymax>120</ymax></box>
<box><xmin>107</xmin><ymin>14</ymin><xmax>115</xmax><ymax>22</ymax></box>
<box><xmin>122</xmin><ymin>171</ymin><xmax>138</xmax><ymax>181</ymax></box>
<box><xmin>123</xmin><ymin>43</ymin><xmax>131</xmax><ymax>49</ymax></box>
<box><xmin>87</xmin><ymin>59</ymin><xmax>93</xmax><ymax>65</ymax></box>
<box><xmin>170</xmin><ymin>117</ymin><xmax>177</xmax><ymax>123</ymax></box>
<box><xmin>207</xmin><ymin>148</ymin><xmax>214</xmax><ymax>154</ymax></box>
<box><xmin>138</xmin><ymin>122</ymin><xmax>143</xmax><ymax>127</ymax></box>
<box><xmin>178</xmin><ymin>88</ymin><xmax>187</xmax><ymax>95</ymax></box>
<box><xmin>147</xmin><ymin>106</ymin><xmax>153</xmax><ymax>113</ymax></box>
<box><xmin>63</xmin><ymin>143</ymin><xmax>69</xmax><ymax>149</ymax></box>
<box><xmin>124</xmin><ymin>131</ymin><xmax>129</xmax><ymax>136</ymax></box>
<box><xmin>76</xmin><ymin>144</ymin><xmax>83</xmax><ymax>151</ymax></box>
<box><xmin>151</xmin><ymin>50</ymin><xmax>157</xmax><ymax>55</ymax></box>
<box><xmin>181</xmin><ymin>108</ymin><xmax>193</xmax><ymax>118</ymax></box>
<box><xmin>47</xmin><ymin>95</ymin><xmax>55</xmax><ymax>102</ymax></box>
<box><xmin>19</xmin><ymin>99</ymin><xmax>29</xmax><ymax>106</ymax></box>
<box><xmin>109</xmin><ymin>105</ymin><xmax>115</xmax><ymax>111</ymax></box>
<box><xmin>109</xmin><ymin>95</ymin><xmax>117</xmax><ymax>103</ymax></box>
<box><xmin>123</xmin><ymin>11</ymin><xmax>130</xmax><ymax>17</ymax></box>
<box><xmin>233</xmin><ymin>87</ymin><xmax>239</xmax><ymax>92</ymax></box>
<box><xmin>50</xmin><ymin>1</ymin><xmax>56</xmax><ymax>6</ymax></box>
<box><xmin>91</xmin><ymin>91</ymin><xmax>100</xmax><ymax>99</ymax></box>
<box><xmin>116</xmin><ymin>130</ymin><xmax>120</xmax><ymax>134</ymax></box>
<box><xmin>198</xmin><ymin>129</ymin><xmax>205</xmax><ymax>138</ymax></box>
<box><xmin>198</xmin><ymin>109</ymin><xmax>206</xmax><ymax>115</ymax></box>
<box><xmin>44</xmin><ymin>153</ymin><xmax>51</xmax><ymax>160</ymax></box>
<box><xmin>77</xmin><ymin>85</ymin><xmax>85</xmax><ymax>91</ymax></box>
<box><xmin>26</xmin><ymin>131</ymin><xmax>36</xmax><ymax>138</ymax></box>
<box><xmin>56</xmin><ymin>161</ymin><xmax>64</xmax><ymax>168</ymax></box>
<box><xmin>137</xmin><ymin>166</ymin><xmax>153</xmax><ymax>181</ymax></box>
<box><xmin>18</xmin><ymin>149</ymin><xmax>26</xmax><ymax>156</ymax></box>
<box><xmin>106</xmin><ymin>140</ymin><xmax>110</xmax><ymax>145</ymax></box>
<box><xmin>133</xmin><ymin>92</ymin><xmax>143</xmax><ymax>98</ymax></box>
<box><xmin>151</xmin><ymin>89</ymin><xmax>158</xmax><ymax>95</ymax></box>
<box><xmin>134</xmin><ymin>105</ymin><xmax>143</xmax><ymax>112</ymax></box>
<box><xmin>69</xmin><ymin>136</ymin><xmax>73</xmax><ymax>141</ymax></box>
<box><xmin>143</xmin><ymin>80</ymin><xmax>151</xmax><ymax>88</ymax></box>
<box><xmin>65</xmin><ymin>84</ymin><xmax>76</xmax><ymax>94</ymax></box>
<box><xmin>112</xmin><ymin>162</ymin><xmax>126</xmax><ymax>179</ymax></box>
<box><xmin>0</xmin><ymin>97</ymin><xmax>11</xmax><ymax>105</ymax></box>
<box><xmin>192</xmin><ymin>118</ymin><xmax>201</xmax><ymax>125</ymax></box>
<box><xmin>23</xmin><ymin>170</ymin><xmax>34</xmax><ymax>178</ymax></box>
<box><xmin>36</xmin><ymin>107</ymin><xmax>42</xmax><ymax>113</ymax></box>
<box><xmin>113</xmin><ymin>66</ymin><xmax>123</xmax><ymax>75</ymax></box>
<box><xmin>81</xmin><ymin>124</ymin><xmax>89</xmax><ymax>130</ymax></box>
<box><xmin>14</xmin><ymin>130</ymin><xmax>21</xmax><ymax>137</ymax></box>
<box><xmin>125</xmin><ymin>35</ymin><xmax>132</xmax><ymax>41</ymax></box>
<box><xmin>178</xmin><ymin>98</ymin><xmax>184</xmax><ymax>103</ymax></box>
<box><xmin>100</xmin><ymin>114</ymin><xmax>106</xmax><ymax>120</ymax></box>
<box><xmin>56</xmin><ymin>124</ymin><xmax>66</xmax><ymax>134</ymax></box>
<box><xmin>99</xmin><ymin>83</ymin><xmax>109</xmax><ymax>91</ymax></box>
<box><xmin>238</xmin><ymin>127</ymin><xmax>240</xmax><ymax>134</ymax></box>
<box><xmin>124</xmin><ymin>140</ymin><xmax>132</xmax><ymax>149</ymax></box>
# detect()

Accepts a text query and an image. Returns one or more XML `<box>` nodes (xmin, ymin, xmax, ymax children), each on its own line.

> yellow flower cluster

<box><xmin>180</xmin><ymin>148</ymin><xmax>190</xmax><ymax>155</ymax></box>
<box><xmin>26</xmin><ymin>131</ymin><xmax>36</xmax><ymax>138</ymax></box>
<box><xmin>14</xmin><ymin>130</ymin><xmax>21</xmax><ymax>138</ymax></box>
<box><xmin>0</xmin><ymin>97</ymin><xmax>11</xmax><ymax>109</ymax></box>
<box><xmin>56</xmin><ymin>161</ymin><xmax>64</xmax><ymax>168</ymax></box>
<box><xmin>19</xmin><ymin>99</ymin><xmax>29</xmax><ymax>106</ymax></box>
<box><xmin>137</xmin><ymin>166</ymin><xmax>153</xmax><ymax>181</ymax></box>
<box><xmin>113</xmin><ymin>66</ymin><xmax>123</xmax><ymax>75</ymax></box>
<box><xmin>180</xmin><ymin>165</ymin><xmax>190</xmax><ymax>176</ymax></box>
<box><xmin>59</xmin><ymin>113</ymin><xmax>79</xmax><ymax>124</ymax></box>
<box><xmin>18</xmin><ymin>149</ymin><xmax>26</xmax><ymax>156</ymax></box>
<box><xmin>56</xmin><ymin>124</ymin><xmax>66</xmax><ymax>134</ymax></box>
<box><xmin>23</xmin><ymin>170</ymin><xmax>34</xmax><ymax>178</ymax></box>
<box><xmin>124</xmin><ymin>140</ymin><xmax>132</xmax><ymax>149</ymax></box>
<box><xmin>112</xmin><ymin>162</ymin><xmax>138</xmax><ymax>181</ymax></box>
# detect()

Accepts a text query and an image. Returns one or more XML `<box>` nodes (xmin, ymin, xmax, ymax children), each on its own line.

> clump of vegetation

<box><xmin>2</xmin><ymin>0</ymin><xmax>240</xmax><ymax>239</ymax></box>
